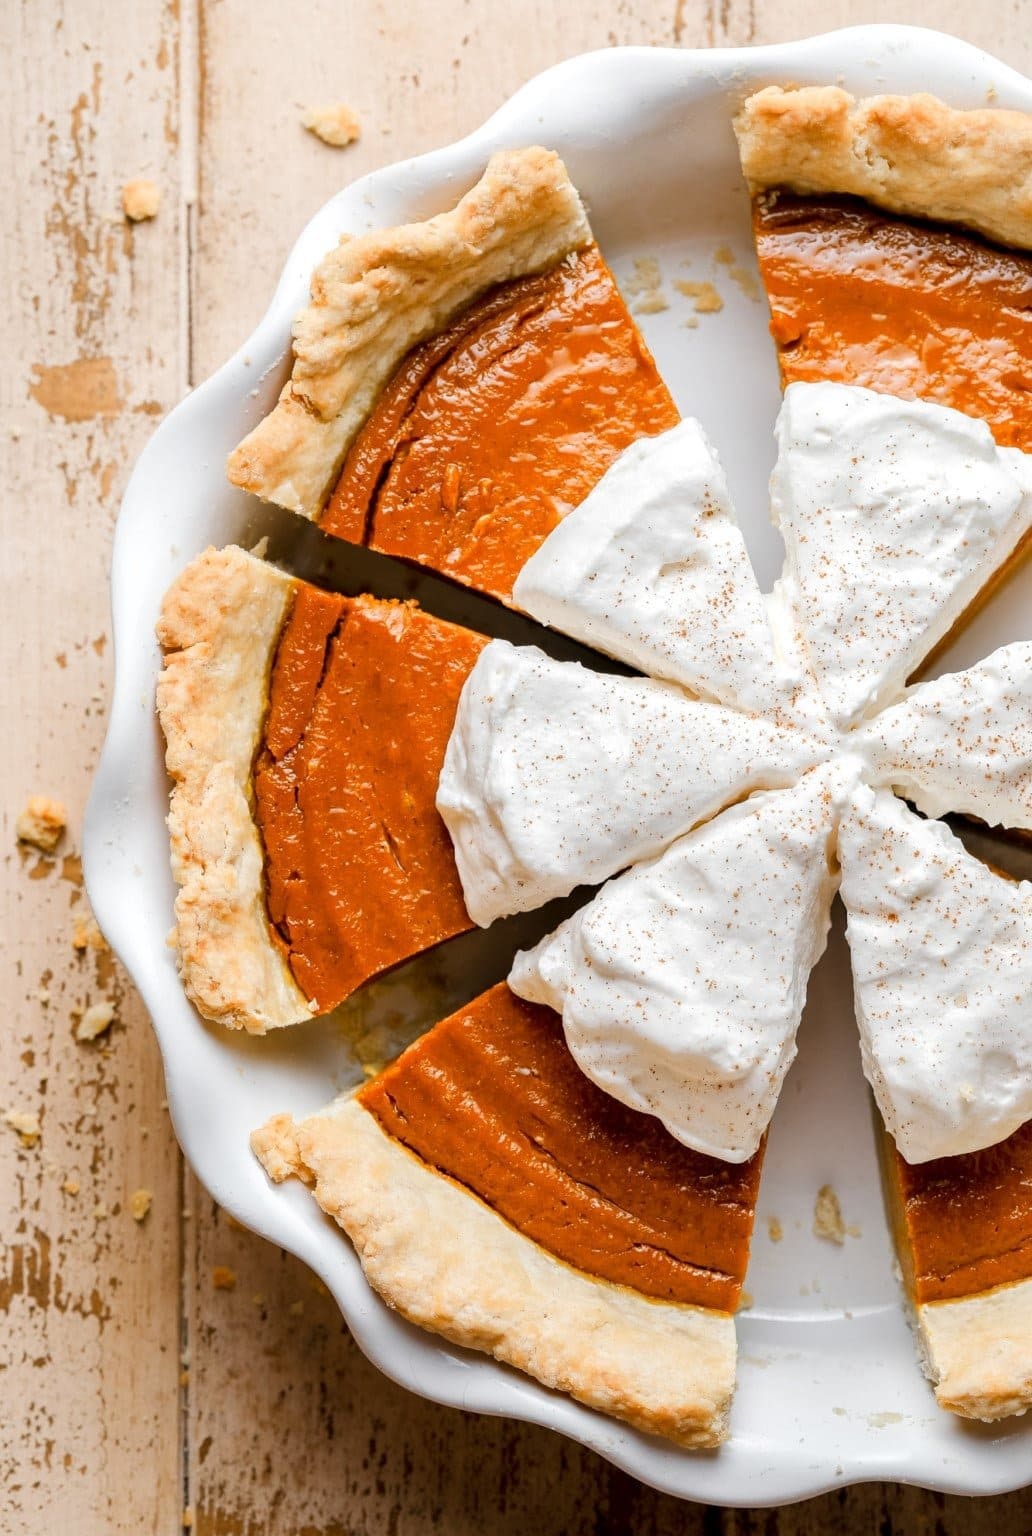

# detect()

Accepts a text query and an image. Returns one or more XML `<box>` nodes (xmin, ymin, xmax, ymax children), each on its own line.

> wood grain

<box><xmin>6</xmin><ymin>0</ymin><xmax>1032</xmax><ymax>1531</ymax></box>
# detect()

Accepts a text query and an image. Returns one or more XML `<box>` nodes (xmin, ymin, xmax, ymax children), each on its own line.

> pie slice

<box><xmin>838</xmin><ymin>785</ymin><xmax>1032</xmax><ymax>1165</ymax></box>
<box><xmin>736</xmin><ymin>86</ymin><xmax>1032</xmax><ymax>1420</ymax></box>
<box><xmin>438</xmin><ymin>635</ymin><xmax>824</xmax><ymax>925</ymax></box>
<box><xmin>881</xmin><ymin>1122</ymin><xmax>1032</xmax><ymax>1421</ymax></box>
<box><xmin>156</xmin><ymin>544</ymin><xmax>487</xmax><ymax>1031</ymax></box>
<box><xmin>735</xmin><ymin>87</ymin><xmax>1032</xmax><ymax>653</ymax></box>
<box><xmin>252</xmin><ymin>981</ymin><xmax>763</xmax><ymax>1447</ymax></box>
<box><xmin>857</xmin><ymin>643</ymin><xmax>1032</xmax><ymax>832</ymax></box>
<box><xmin>227</xmin><ymin>147</ymin><xmax>677</xmax><ymax>605</ymax></box>
<box><xmin>770</xmin><ymin>382</ymin><xmax>1032</xmax><ymax>729</ymax></box>
<box><xmin>509</xmin><ymin>765</ymin><xmax>844</xmax><ymax>1163</ymax></box>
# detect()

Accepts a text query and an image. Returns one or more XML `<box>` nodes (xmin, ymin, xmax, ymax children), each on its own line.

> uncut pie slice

<box><xmin>227</xmin><ymin>147</ymin><xmax>677</xmax><ymax>605</ymax></box>
<box><xmin>156</xmin><ymin>545</ymin><xmax>486</xmax><ymax>1032</ymax></box>
<box><xmin>735</xmin><ymin>88</ymin><xmax>1032</xmax><ymax>447</ymax></box>
<box><xmin>252</xmin><ymin>982</ymin><xmax>763</xmax><ymax>1447</ymax></box>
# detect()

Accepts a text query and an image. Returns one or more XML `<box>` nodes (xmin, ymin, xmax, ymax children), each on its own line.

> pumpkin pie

<box><xmin>252</xmin><ymin>980</ymin><xmax>763</xmax><ymax>1447</ymax></box>
<box><xmin>226</xmin><ymin>147</ymin><xmax>677</xmax><ymax>605</ymax></box>
<box><xmin>736</xmin><ymin>85</ymin><xmax>1032</xmax><ymax>1421</ymax></box>
<box><xmin>156</xmin><ymin>544</ymin><xmax>487</xmax><ymax>1031</ymax></box>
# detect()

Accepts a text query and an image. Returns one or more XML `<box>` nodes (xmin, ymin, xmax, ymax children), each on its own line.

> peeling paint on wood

<box><xmin>29</xmin><ymin>358</ymin><xmax>125</xmax><ymax>422</ymax></box>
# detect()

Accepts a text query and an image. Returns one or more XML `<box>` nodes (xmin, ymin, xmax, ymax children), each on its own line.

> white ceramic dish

<box><xmin>84</xmin><ymin>25</ymin><xmax>1032</xmax><ymax>1505</ymax></box>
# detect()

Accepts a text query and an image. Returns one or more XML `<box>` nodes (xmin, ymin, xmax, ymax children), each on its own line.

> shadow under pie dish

<box><xmin>151</xmin><ymin>84</ymin><xmax>1032</xmax><ymax>1455</ymax></box>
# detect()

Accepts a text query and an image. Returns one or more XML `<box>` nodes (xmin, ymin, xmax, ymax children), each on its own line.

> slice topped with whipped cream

<box><xmin>438</xmin><ymin>638</ymin><xmax>827</xmax><ymax>924</ymax></box>
<box><xmin>510</xmin><ymin>763</ymin><xmax>848</xmax><ymax>1162</ymax></box>
<box><xmin>513</xmin><ymin>418</ymin><xmax>791</xmax><ymax>715</ymax></box>
<box><xmin>770</xmin><ymin>383</ymin><xmax>1032</xmax><ymax>729</ymax></box>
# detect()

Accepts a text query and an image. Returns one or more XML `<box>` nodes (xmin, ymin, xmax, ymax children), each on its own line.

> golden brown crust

<box><xmin>916</xmin><ymin>1280</ymin><xmax>1032</xmax><ymax>1421</ymax></box>
<box><xmin>735</xmin><ymin>87</ymin><xmax>1032</xmax><ymax>250</ymax></box>
<box><xmin>156</xmin><ymin>546</ymin><xmax>313</xmax><ymax>1033</ymax></box>
<box><xmin>252</xmin><ymin>1101</ymin><xmax>736</xmax><ymax>1447</ymax></box>
<box><xmin>226</xmin><ymin>146</ymin><xmax>591</xmax><ymax>519</ymax></box>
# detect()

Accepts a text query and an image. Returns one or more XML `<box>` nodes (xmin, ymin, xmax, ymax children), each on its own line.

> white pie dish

<box><xmin>83</xmin><ymin>23</ymin><xmax>1032</xmax><ymax>1505</ymax></box>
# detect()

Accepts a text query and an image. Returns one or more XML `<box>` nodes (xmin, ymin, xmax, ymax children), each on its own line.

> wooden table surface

<box><xmin>5</xmin><ymin>1</ymin><xmax>1032</xmax><ymax>1530</ymax></box>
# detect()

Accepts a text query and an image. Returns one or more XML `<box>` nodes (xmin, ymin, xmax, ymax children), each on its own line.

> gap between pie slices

<box><xmin>155</xmin><ymin>111</ymin><xmax>1032</xmax><ymax>1447</ymax></box>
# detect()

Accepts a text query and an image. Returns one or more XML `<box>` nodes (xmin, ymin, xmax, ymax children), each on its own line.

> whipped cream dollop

<box><xmin>859</xmin><ymin>642</ymin><xmax>1032</xmax><ymax>832</ymax></box>
<box><xmin>512</xmin><ymin>419</ymin><xmax>787</xmax><ymax>714</ymax></box>
<box><xmin>509</xmin><ymin>764</ymin><xmax>852</xmax><ymax>1162</ymax></box>
<box><xmin>438</xmin><ymin>640</ymin><xmax>826</xmax><ymax>925</ymax></box>
<box><xmin>839</xmin><ymin>784</ymin><xmax>1032</xmax><ymax>1163</ymax></box>
<box><xmin>771</xmin><ymin>383</ymin><xmax>1032</xmax><ymax>730</ymax></box>
<box><xmin>439</xmin><ymin>638</ymin><xmax>829</xmax><ymax>921</ymax></box>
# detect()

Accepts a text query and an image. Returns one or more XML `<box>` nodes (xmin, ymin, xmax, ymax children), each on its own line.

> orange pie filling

<box><xmin>358</xmin><ymin>983</ymin><xmax>762</xmax><ymax>1309</ymax></box>
<box><xmin>753</xmin><ymin>190</ymin><xmax>1032</xmax><ymax>447</ymax></box>
<box><xmin>883</xmin><ymin>1123</ymin><xmax>1032</xmax><ymax>1305</ymax></box>
<box><xmin>255</xmin><ymin>587</ymin><xmax>486</xmax><ymax>1014</ymax></box>
<box><xmin>321</xmin><ymin>245</ymin><xmax>679</xmax><ymax>603</ymax></box>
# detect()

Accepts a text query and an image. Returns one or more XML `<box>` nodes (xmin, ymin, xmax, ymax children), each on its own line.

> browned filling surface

<box><xmin>886</xmin><ymin>1122</ymin><xmax>1032</xmax><ymax>1304</ymax></box>
<box><xmin>753</xmin><ymin>190</ymin><xmax>1032</xmax><ymax>450</ymax></box>
<box><xmin>321</xmin><ymin>244</ymin><xmax>679</xmax><ymax>604</ymax></box>
<box><xmin>359</xmin><ymin>982</ymin><xmax>763</xmax><ymax>1311</ymax></box>
<box><xmin>255</xmin><ymin>586</ymin><xmax>485</xmax><ymax>1014</ymax></box>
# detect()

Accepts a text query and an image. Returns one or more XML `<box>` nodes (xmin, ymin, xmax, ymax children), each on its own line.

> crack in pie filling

<box><xmin>156</xmin><ymin>106</ymin><xmax>1032</xmax><ymax>1443</ymax></box>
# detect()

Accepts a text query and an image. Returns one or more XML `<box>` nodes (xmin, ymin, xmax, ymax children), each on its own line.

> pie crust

<box><xmin>226</xmin><ymin>146</ymin><xmax>591</xmax><ymax>518</ymax></box>
<box><xmin>156</xmin><ymin>546</ymin><xmax>313</xmax><ymax>1032</ymax></box>
<box><xmin>916</xmin><ymin>1281</ymin><xmax>1032</xmax><ymax>1421</ymax></box>
<box><xmin>735</xmin><ymin>87</ymin><xmax>1032</xmax><ymax>250</ymax></box>
<box><xmin>252</xmin><ymin>1099</ymin><xmax>736</xmax><ymax>1448</ymax></box>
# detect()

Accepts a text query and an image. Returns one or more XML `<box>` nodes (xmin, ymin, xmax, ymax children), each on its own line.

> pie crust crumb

<box><xmin>122</xmin><ymin>178</ymin><xmax>161</xmax><ymax>222</ymax></box>
<box><xmin>813</xmin><ymin>1184</ymin><xmax>846</xmax><ymax>1245</ymax></box>
<box><xmin>212</xmin><ymin>1265</ymin><xmax>237</xmax><ymax>1290</ymax></box>
<box><xmin>675</xmin><ymin>278</ymin><xmax>724</xmax><ymax>314</ymax></box>
<box><xmin>623</xmin><ymin>256</ymin><xmax>668</xmax><ymax>314</ymax></box>
<box><xmin>767</xmin><ymin>1216</ymin><xmax>784</xmax><ymax>1243</ymax></box>
<box><xmin>4</xmin><ymin>1109</ymin><xmax>40</xmax><ymax>1147</ymax></box>
<box><xmin>16</xmin><ymin>794</ymin><xmax>67</xmax><ymax>852</ymax></box>
<box><xmin>301</xmin><ymin>102</ymin><xmax>362</xmax><ymax>148</ymax></box>
<box><xmin>72</xmin><ymin>913</ymin><xmax>109</xmax><ymax>953</ymax></box>
<box><xmin>129</xmin><ymin>1187</ymin><xmax>153</xmax><ymax>1222</ymax></box>
<box><xmin>76</xmin><ymin>1001</ymin><xmax>116</xmax><ymax>1042</ymax></box>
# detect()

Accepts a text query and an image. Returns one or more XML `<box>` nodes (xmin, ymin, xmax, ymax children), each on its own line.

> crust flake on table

<box><xmin>226</xmin><ymin>145</ymin><xmax>591</xmax><ymax>519</ymax></box>
<box><xmin>156</xmin><ymin>546</ymin><xmax>312</xmax><ymax>1033</ymax></box>
<box><xmin>16</xmin><ymin>793</ymin><xmax>67</xmax><ymax>852</ymax></box>
<box><xmin>253</xmin><ymin>1099</ymin><xmax>736</xmax><ymax>1448</ymax></box>
<box><xmin>735</xmin><ymin>86</ymin><xmax>1032</xmax><ymax>250</ymax></box>
<box><xmin>917</xmin><ymin>1278</ymin><xmax>1032</xmax><ymax>1421</ymax></box>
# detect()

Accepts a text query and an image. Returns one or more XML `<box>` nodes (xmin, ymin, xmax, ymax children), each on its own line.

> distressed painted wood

<box><xmin>7</xmin><ymin>0</ymin><xmax>1032</xmax><ymax>1531</ymax></box>
<box><xmin>1</xmin><ymin>3</ymin><xmax>184</xmax><ymax>1533</ymax></box>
